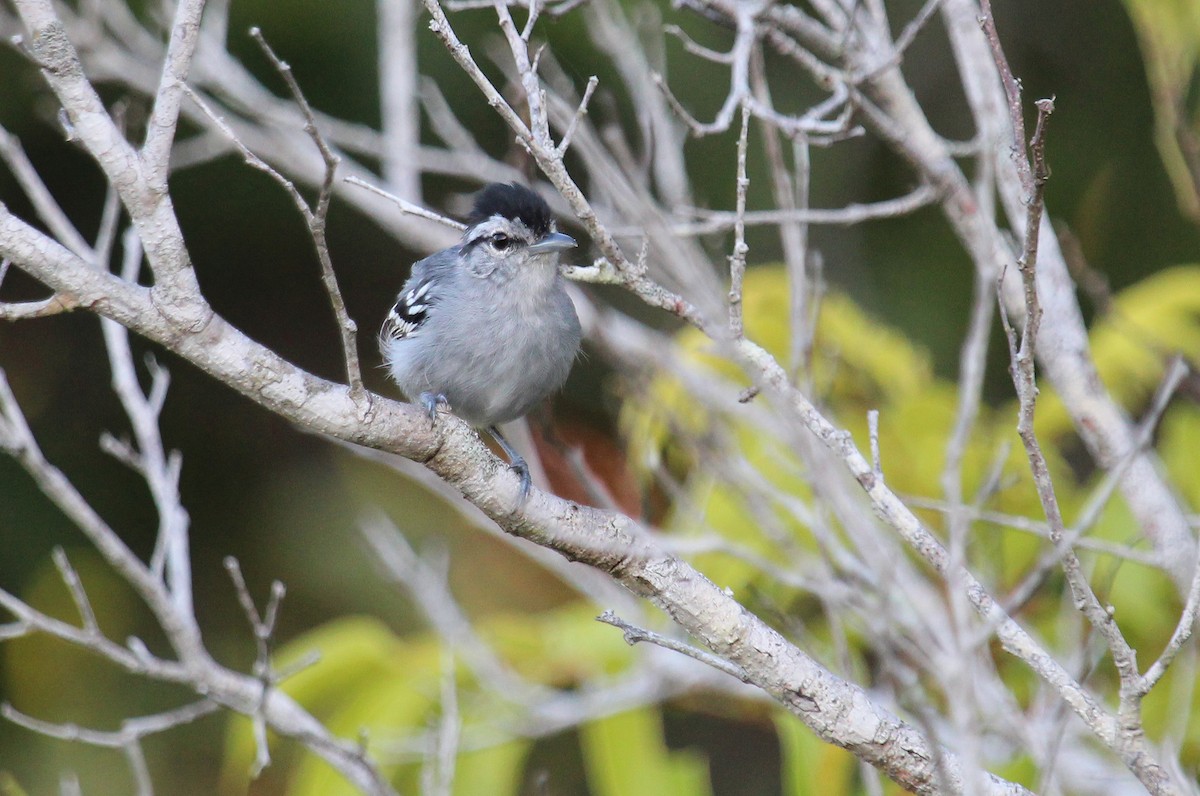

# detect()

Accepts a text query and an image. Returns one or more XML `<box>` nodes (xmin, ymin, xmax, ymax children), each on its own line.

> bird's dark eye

<box><xmin>490</xmin><ymin>233</ymin><xmax>512</xmax><ymax>251</ymax></box>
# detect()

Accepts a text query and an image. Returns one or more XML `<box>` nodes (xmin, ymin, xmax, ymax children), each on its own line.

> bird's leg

<box><xmin>486</xmin><ymin>425</ymin><xmax>532</xmax><ymax>501</ymax></box>
<box><xmin>419</xmin><ymin>392</ymin><xmax>448</xmax><ymax>427</ymax></box>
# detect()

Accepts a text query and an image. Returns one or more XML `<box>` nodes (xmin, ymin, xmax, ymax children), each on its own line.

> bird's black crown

<box><xmin>468</xmin><ymin>182</ymin><xmax>553</xmax><ymax>238</ymax></box>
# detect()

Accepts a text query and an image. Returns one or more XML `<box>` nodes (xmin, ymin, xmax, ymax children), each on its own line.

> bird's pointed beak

<box><xmin>527</xmin><ymin>231</ymin><xmax>577</xmax><ymax>254</ymax></box>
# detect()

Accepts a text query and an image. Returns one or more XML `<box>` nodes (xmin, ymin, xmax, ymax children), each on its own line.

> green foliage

<box><xmin>0</xmin><ymin>773</ymin><xmax>30</xmax><ymax>796</ymax></box>
<box><xmin>450</xmin><ymin>743</ymin><xmax>529</xmax><ymax>796</ymax></box>
<box><xmin>774</xmin><ymin>712</ymin><xmax>856</xmax><ymax>796</ymax></box>
<box><xmin>580</xmin><ymin>708</ymin><xmax>712</xmax><ymax>796</ymax></box>
<box><xmin>481</xmin><ymin>602</ymin><xmax>636</xmax><ymax>684</ymax></box>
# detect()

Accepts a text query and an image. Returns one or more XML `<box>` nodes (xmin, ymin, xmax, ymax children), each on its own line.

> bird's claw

<box><xmin>419</xmin><ymin>392</ymin><xmax>448</xmax><ymax>427</ymax></box>
<box><xmin>509</xmin><ymin>455</ymin><xmax>532</xmax><ymax>503</ymax></box>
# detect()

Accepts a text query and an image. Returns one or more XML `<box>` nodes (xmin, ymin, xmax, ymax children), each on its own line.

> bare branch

<box><xmin>941</xmin><ymin>267</ymin><xmax>994</xmax><ymax>513</ymax></box>
<box><xmin>0</xmin><ymin>621</ymin><xmax>31</xmax><ymax>642</ymax></box>
<box><xmin>905</xmin><ymin>497</ymin><xmax>1166</xmax><ymax>568</ymax></box>
<box><xmin>1003</xmin><ymin>358</ymin><xmax>1187</xmax><ymax>612</ymax></box>
<box><xmin>749</xmin><ymin>46</ymin><xmax>812</xmax><ymax>377</ymax></box>
<box><xmin>995</xmin><ymin>97</ymin><xmax>1175</xmax><ymax>792</ymax></box>
<box><xmin>854</xmin><ymin>0</ymin><xmax>944</xmax><ymax>80</ymax></box>
<box><xmin>13</xmin><ymin>0</ymin><xmax>207</xmax><ymax>311</ymax></box>
<box><xmin>1141</xmin><ymin>552</ymin><xmax>1200</xmax><ymax>694</ymax></box>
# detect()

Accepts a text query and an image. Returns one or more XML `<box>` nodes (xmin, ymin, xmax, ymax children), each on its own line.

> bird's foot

<box><xmin>419</xmin><ymin>392</ymin><xmax>448</xmax><ymax>427</ymax></box>
<box><xmin>486</xmin><ymin>425</ymin><xmax>532</xmax><ymax>504</ymax></box>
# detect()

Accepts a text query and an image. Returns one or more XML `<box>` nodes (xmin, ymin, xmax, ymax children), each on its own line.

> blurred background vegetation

<box><xmin>1</xmin><ymin>0</ymin><xmax>1199</xmax><ymax>793</ymax></box>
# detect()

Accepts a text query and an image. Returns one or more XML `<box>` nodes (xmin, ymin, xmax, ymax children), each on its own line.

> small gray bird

<box><xmin>380</xmin><ymin>183</ymin><xmax>582</xmax><ymax>499</ymax></box>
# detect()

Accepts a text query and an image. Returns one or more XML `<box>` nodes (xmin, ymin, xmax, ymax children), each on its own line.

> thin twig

<box><xmin>728</xmin><ymin>103</ymin><xmax>751</xmax><ymax>338</ymax></box>
<box><xmin>224</xmin><ymin>556</ymin><xmax>286</xmax><ymax>776</ymax></box>
<box><xmin>749</xmin><ymin>46</ymin><xmax>811</xmax><ymax>378</ymax></box>
<box><xmin>904</xmin><ymin>496</ymin><xmax>1165</xmax><ymax>568</ymax></box>
<box><xmin>853</xmin><ymin>0</ymin><xmax>944</xmax><ymax>81</ymax></box>
<box><xmin>671</xmin><ymin>184</ymin><xmax>937</xmax><ymax>234</ymax></box>
<box><xmin>249</xmin><ymin>28</ymin><xmax>363</xmax><ymax>397</ymax></box>
<box><xmin>3</xmin><ymin>700</ymin><xmax>221</xmax><ymax>749</ymax></box>
<box><xmin>5</xmin><ymin>700</ymin><xmax>219</xmax><ymax>796</ymax></box>
<box><xmin>597</xmin><ymin>610</ymin><xmax>753</xmax><ymax>684</ymax></box>
<box><xmin>555</xmin><ymin>75</ymin><xmax>598</xmax><ymax>157</ymax></box>
<box><xmin>0</xmin><ymin>368</ymin><xmax>205</xmax><ymax>660</ymax></box>
<box><xmin>941</xmin><ymin>267</ymin><xmax>994</xmax><ymax>508</ymax></box>
<box><xmin>51</xmin><ymin>547</ymin><xmax>99</xmax><ymax>633</ymax></box>
<box><xmin>0</xmin><ymin>294</ymin><xmax>79</xmax><ymax>320</ymax></box>
<box><xmin>867</xmin><ymin>409</ymin><xmax>882</xmax><ymax>482</ymax></box>
<box><xmin>977</xmin><ymin>0</ymin><xmax>1031</xmax><ymax>195</ymax></box>
<box><xmin>664</xmin><ymin>23</ymin><xmax>735</xmax><ymax>63</ymax></box>
<box><xmin>998</xmin><ymin>98</ymin><xmax>1146</xmax><ymax>725</ymax></box>
<box><xmin>1141</xmin><ymin>557</ymin><xmax>1200</xmax><ymax>694</ymax></box>
<box><xmin>1003</xmin><ymin>358</ymin><xmax>1187</xmax><ymax>613</ymax></box>
<box><xmin>361</xmin><ymin>515</ymin><xmax>544</xmax><ymax>700</ymax></box>
<box><xmin>0</xmin><ymin>124</ymin><xmax>93</xmax><ymax>259</ymax></box>
<box><xmin>940</xmin><ymin>259</ymin><xmax>996</xmax><ymax>706</ymax></box>
<box><xmin>180</xmin><ymin>86</ymin><xmax>311</xmax><ymax>221</ymax></box>
<box><xmin>519</xmin><ymin>0</ymin><xmax>540</xmax><ymax>40</ymax></box>
<box><xmin>0</xmin><ymin>622</ymin><xmax>31</xmax><ymax>641</ymax></box>
<box><xmin>1139</xmin><ymin>363</ymin><xmax>1200</xmax><ymax>693</ymax></box>
<box><xmin>344</xmin><ymin>177</ymin><xmax>467</xmax><ymax>230</ymax></box>
<box><xmin>422</xmin><ymin>648</ymin><xmax>461</xmax><ymax>796</ymax></box>
<box><xmin>93</xmin><ymin>182</ymin><xmax>123</xmax><ymax>273</ymax></box>
<box><xmin>102</xmin><ymin>228</ymin><xmax>194</xmax><ymax>618</ymax></box>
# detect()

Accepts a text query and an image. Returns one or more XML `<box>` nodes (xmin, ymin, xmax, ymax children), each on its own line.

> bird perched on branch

<box><xmin>380</xmin><ymin>182</ymin><xmax>582</xmax><ymax>499</ymax></box>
